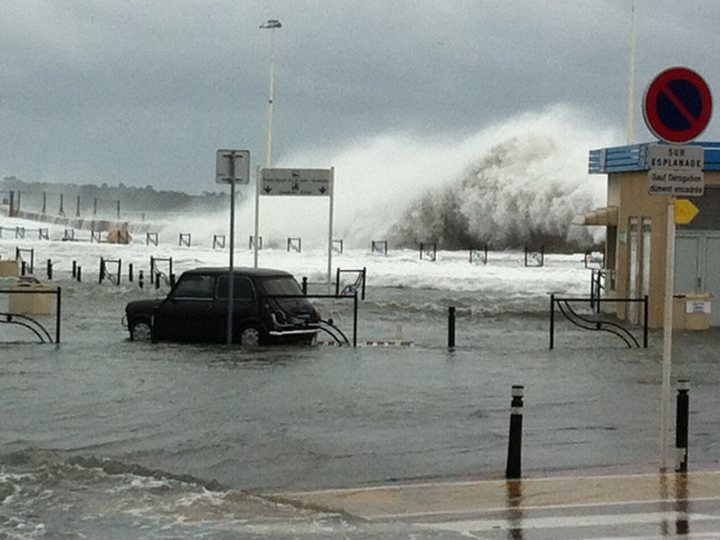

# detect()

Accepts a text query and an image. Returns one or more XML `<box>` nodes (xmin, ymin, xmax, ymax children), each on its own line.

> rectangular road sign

<box><xmin>260</xmin><ymin>168</ymin><xmax>332</xmax><ymax>196</ymax></box>
<box><xmin>647</xmin><ymin>144</ymin><xmax>704</xmax><ymax>196</ymax></box>
<box><xmin>216</xmin><ymin>149</ymin><xmax>250</xmax><ymax>184</ymax></box>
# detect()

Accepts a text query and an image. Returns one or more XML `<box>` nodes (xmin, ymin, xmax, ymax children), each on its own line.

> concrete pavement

<box><xmin>271</xmin><ymin>470</ymin><xmax>720</xmax><ymax>539</ymax></box>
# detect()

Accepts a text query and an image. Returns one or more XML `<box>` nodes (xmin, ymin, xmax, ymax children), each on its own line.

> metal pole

<box><xmin>505</xmin><ymin>385</ymin><xmax>524</xmax><ymax>479</ymax></box>
<box><xmin>327</xmin><ymin>168</ymin><xmax>334</xmax><ymax>292</ymax></box>
<box><xmin>448</xmin><ymin>306</ymin><xmax>456</xmax><ymax>349</ymax></box>
<box><xmin>660</xmin><ymin>198</ymin><xmax>676</xmax><ymax>471</ymax></box>
<box><xmin>55</xmin><ymin>287</ymin><xmax>61</xmax><ymax>345</ymax></box>
<box><xmin>263</xmin><ymin>23</ymin><xmax>280</xmax><ymax>168</ymax></box>
<box><xmin>226</xmin><ymin>177</ymin><xmax>236</xmax><ymax>345</ymax></box>
<box><xmin>675</xmin><ymin>379</ymin><xmax>689</xmax><ymax>472</ymax></box>
<box><xmin>361</xmin><ymin>267</ymin><xmax>367</xmax><ymax>300</ymax></box>
<box><xmin>353</xmin><ymin>291</ymin><xmax>358</xmax><ymax>348</ymax></box>
<box><xmin>626</xmin><ymin>0</ymin><xmax>637</xmax><ymax>143</ymax></box>
<box><xmin>549</xmin><ymin>293</ymin><xmax>555</xmax><ymax>350</ymax></box>
<box><xmin>254</xmin><ymin>166</ymin><xmax>261</xmax><ymax>268</ymax></box>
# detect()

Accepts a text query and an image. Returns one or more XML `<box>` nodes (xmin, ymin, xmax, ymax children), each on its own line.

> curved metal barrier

<box><xmin>0</xmin><ymin>286</ymin><xmax>62</xmax><ymax>344</ymax></box>
<box><xmin>550</xmin><ymin>294</ymin><xmax>648</xmax><ymax>349</ymax></box>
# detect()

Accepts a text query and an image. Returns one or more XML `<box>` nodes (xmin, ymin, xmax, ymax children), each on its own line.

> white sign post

<box><xmin>216</xmin><ymin>149</ymin><xmax>250</xmax><ymax>346</ymax></box>
<box><xmin>647</xmin><ymin>143</ymin><xmax>704</xmax><ymax>470</ymax></box>
<box><xmin>254</xmin><ymin>168</ymin><xmax>335</xmax><ymax>288</ymax></box>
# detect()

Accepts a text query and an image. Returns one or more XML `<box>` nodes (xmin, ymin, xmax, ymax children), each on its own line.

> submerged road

<box><xmin>273</xmin><ymin>470</ymin><xmax>720</xmax><ymax>539</ymax></box>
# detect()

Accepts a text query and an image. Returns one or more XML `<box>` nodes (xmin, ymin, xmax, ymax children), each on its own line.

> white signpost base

<box><xmin>659</xmin><ymin>198</ymin><xmax>675</xmax><ymax>471</ymax></box>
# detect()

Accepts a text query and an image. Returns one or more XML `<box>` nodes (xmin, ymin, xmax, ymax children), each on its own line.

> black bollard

<box><xmin>76</xmin><ymin>265</ymin><xmax>82</xmax><ymax>282</ymax></box>
<box><xmin>46</xmin><ymin>259</ymin><xmax>52</xmax><ymax>280</ymax></box>
<box><xmin>21</xmin><ymin>261</ymin><xmax>26</xmax><ymax>276</ymax></box>
<box><xmin>72</xmin><ymin>260</ymin><xmax>77</xmax><ymax>278</ymax></box>
<box><xmin>155</xmin><ymin>272</ymin><xmax>161</xmax><ymax>289</ymax></box>
<box><xmin>302</xmin><ymin>276</ymin><xmax>308</xmax><ymax>295</ymax></box>
<box><xmin>138</xmin><ymin>270</ymin><xmax>144</xmax><ymax>289</ymax></box>
<box><xmin>128</xmin><ymin>263</ymin><xmax>134</xmax><ymax>283</ymax></box>
<box><xmin>99</xmin><ymin>257</ymin><xmax>105</xmax><ymax>284</ymax></box>
<box><xmin>675</xmin><ymin>379</ymin><xmax>690</xmax><ymax>473</ymax></box>
<box><xmin>505</xmin><ymin>385</ymin><xmax>524</xmax><ymax>480</ymax></box>
<box><xmin>448</xmin><ymin>306</ymin><xmax>456</xmax><ymax>348</ymax></box>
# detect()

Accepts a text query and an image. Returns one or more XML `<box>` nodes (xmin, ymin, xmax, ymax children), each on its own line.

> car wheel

<box><xmin>239</xmin><ymin>324</ymin><xmax>262</xmax><ymax>346</ymax></box>
<box><xmin>130</xmin><ymin>319</ymin><xmax>153</xmax><ymax>342</ymax></box>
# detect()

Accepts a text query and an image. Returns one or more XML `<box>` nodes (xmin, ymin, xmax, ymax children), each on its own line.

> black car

<box><xmin>124</xmin><ymin>267</ymin><xmax>320</xmax><ymax>345</ymax></box>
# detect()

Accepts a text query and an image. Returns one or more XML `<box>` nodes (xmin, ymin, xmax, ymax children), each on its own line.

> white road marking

<box><xmin>372</xmin><ymin>495</ymin><xmax>720</xmax><ymax>521</ymax></box>
<box><xmin>413</xmin><ymin>512</ymin><xmax>720</xmax><ymax>533</ymax></box>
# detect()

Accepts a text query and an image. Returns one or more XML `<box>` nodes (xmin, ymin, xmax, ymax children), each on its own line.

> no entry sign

<box><xmin>643</xmin><ymin>67</ymin><xmax>712</xmax><ymax>143</ymax></box>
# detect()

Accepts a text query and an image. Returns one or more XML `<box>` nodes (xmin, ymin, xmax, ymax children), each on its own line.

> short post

<box><xmin>46</xmin><ymin>259</ymin><xmax>53</xmax><ymax>280</ymax></box>
<box><xmin>448</xmin><ymin>306</ymin><xmax>456</xmax><ymax>348</ymax></box>
<box><xmin>155</xmin><ymin>272</ymin><xmax>161</xmax><ymax>289</ymax></box>
<box><xmin>21</xmin><ymin>261</ymin><xmax>27</xmax><ymax>276</ymax></box>
<box><xmin>549</xmin><ymin>293</ymin><xmax>555</xmax><ymax>350</ymax></box>
<box><xmin>128</xmin><ymin>263</ymin><xmax>134</xmax><ymax>282</ymax></box>
<box><xmin>675</xmin><ymin>379</ymin><xmax>690</xmax><ymax>473</ymax></box>
<box><xmin>302</xmin><ymin>276</ymin><xmax>308</xmax><ymax>295</ymax></box>
<box><xmin>99</xmin><ymin>257</ymin><xmax>105</xmax><ymax>284</ymax></box>
<box><xmin>138</xmin><ymin>270</ymin><xmax>144</xmax><ymax>289</ymax></box>
<box><xmin>76</xmin><ymin>265</ymin><xmax>82</xmax><ymax>282</ymax></box>
<box><xmin>505</xmin><ymin>385</ymin><xmax>524</xmax><ymax>480</ymax></box>
<box><xmin>72</xmin><ymin>260</ymin><xmax>77</xmax><ymax>278</ymax></box>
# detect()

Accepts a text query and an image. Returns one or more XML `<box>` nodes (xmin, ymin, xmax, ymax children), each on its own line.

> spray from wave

<box><xmin>158</xmin><ymin>105</ymin><xmax>620</xmax><ymax>250</ymax></box>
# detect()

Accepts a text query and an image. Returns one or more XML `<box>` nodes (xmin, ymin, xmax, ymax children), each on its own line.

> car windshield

<box><xmin>258</xmin><ymin>276</ymin><xmax>302</xmax><ymax>296</ymax></box>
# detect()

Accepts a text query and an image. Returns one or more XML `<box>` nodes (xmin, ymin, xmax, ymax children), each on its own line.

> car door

<box><xmin>154</xmin><ymin>273</ymin><xmax>217</xmax><ymax>342</ymax></box>
<box><xmin>214</xmin><ymin>274</ymin><xmax>258</xmax><ymax>341</ymax></box>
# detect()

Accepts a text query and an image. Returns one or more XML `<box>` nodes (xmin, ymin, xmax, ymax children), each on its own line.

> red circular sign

<box><xmin>643</xmin><ymin>67</ymin><xmax>712</xmax><ymax>143</ymax></box>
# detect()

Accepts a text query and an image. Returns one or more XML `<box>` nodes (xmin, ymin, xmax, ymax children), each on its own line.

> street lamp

<box><xmin>260</xmin><ymin>19</ymin><xmax>282</xmax><ymax>168</ymax></box>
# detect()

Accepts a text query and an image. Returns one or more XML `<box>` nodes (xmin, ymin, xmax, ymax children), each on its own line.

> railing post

<box><xmin>128</xmin><ymin>263</ymin><xmax>134</xmax><ymax>283</ymax></box>
<box><xmin>72</xmin><ymin>260</ymin><xmax>77</xmax><ymax>279</ymax></box>
<box><xmin>353</xmin><ymin>291</ymin><xmax>358</xmax><ymax>348</ymax></box>
<box><xmin>302</xmin><ymin>276</ymin><xmax>308</xmax><ymax>296</ymax></box>
<box><xmin>675</xmin><ymin>379</ymin><xmax>690</xmax><ymax>473</ymax></box>
<box><xmin>99</xmin><ymin>257</ymin><xmax>105</xmax><ymax>284</ymax></box>
<box><xmin>505</xmin><ymin>385</ymin><xmax>524</xmax><ymax>480</ymax></box>
<box><xmin>46</xmin><ymin>259</ymin><xmax>52</xmax><ymax>280</ymax></box>
<box><xmin>549</xmin><ymin>293</ymin><xmax>555</xmax><ymax>350</ymax></box>
<box><xmin>76</xmin><ymin>266</ymin><xmax>82</xmax><ymax>282</ymax></box>
<box><xmin>361</xmin><ymin>267</ymin><xmax>367</xmax><ymax>300</ymax></box>
<box><xmin>138</xmin><ymin>270</ymin><xmax>144</xmax><ymax>289</ymax></box>
<box><xmin>448</xmin><ymin>306</ymin><xmax>456</xmax><ymax>349</ymax></box>
<box><xmin>335</xmin><ymin>268</ymin><xmax>340</xmax><ymax>296</ymax></box>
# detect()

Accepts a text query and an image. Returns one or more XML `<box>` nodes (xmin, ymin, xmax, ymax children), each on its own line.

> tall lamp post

<box><xmin>260</xmin><ymin>19</ymin><xmax>282</xmax><ymax>168</ymax></box>
<box><xmin>255</xmin><ymin>19</ymin><xmax>282</xmax><ymax>269</ymax></box>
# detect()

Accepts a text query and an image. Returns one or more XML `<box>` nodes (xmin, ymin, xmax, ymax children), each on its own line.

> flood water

<box><xmin>1</xmin><ymin>242</ymin><xmax>719</xmax><ymax>538</ymax></box>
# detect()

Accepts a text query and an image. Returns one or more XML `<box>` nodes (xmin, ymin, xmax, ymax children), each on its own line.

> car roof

<box><xmin>182</xmin><ymin>267</ymin><xmax>294</xmax><ymax>278</ymax></box>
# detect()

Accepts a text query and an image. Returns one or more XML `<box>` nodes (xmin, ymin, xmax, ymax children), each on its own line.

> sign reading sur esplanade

<box><xmin>647</xmin><ymin>144</ymin><xmax>704</xmax><ymax>196</ymax></box>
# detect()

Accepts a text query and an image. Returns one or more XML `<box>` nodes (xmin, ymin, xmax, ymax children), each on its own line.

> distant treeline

<box><xmin>0</xmin><ymin>176</ymin><xmax>241</xmax><ymax>213</ymax></box>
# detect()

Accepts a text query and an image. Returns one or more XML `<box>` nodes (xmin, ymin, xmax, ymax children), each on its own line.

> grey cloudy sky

<box><xmin>2</xmin><ymin>0</ymin><xmax>720</xmax><ymax>193</ymax></box>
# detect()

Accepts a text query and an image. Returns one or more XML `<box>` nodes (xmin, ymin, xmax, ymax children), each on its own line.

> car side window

<box><xmin>171</xmin><ymin>275</ymin><xmax>216</xmax><ymax>299</ymax></box>
<box><xmin>216</xmin><ymin>275</ymin><xmax>255</xmax><ymax>300</ymax></box>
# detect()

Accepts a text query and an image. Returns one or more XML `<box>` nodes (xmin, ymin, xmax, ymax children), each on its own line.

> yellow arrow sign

<box><xmin>675</xmin><ymin>198</ymin><xmax>700</xmax><ymax>225</ymax></box>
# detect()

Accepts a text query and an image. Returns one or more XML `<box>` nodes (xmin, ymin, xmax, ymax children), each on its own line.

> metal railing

<box><xmin>550</xmin><ymin>294</ymin><xmax>648</xmax><ymax>350</ymax></box>
<box><xmin>590</xmin><ymin>268</ymin><xmax>616</xmax><ymax>313</ymax></box>
<box><xmin>268</xmin><ymin>292</ymin><xmax>359</xmax><ymax>347</ymax></box>
<box><xmin>0</xmin><ymin>286</ymin><xmax>62</xmax><ymax>344</ymax></box>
